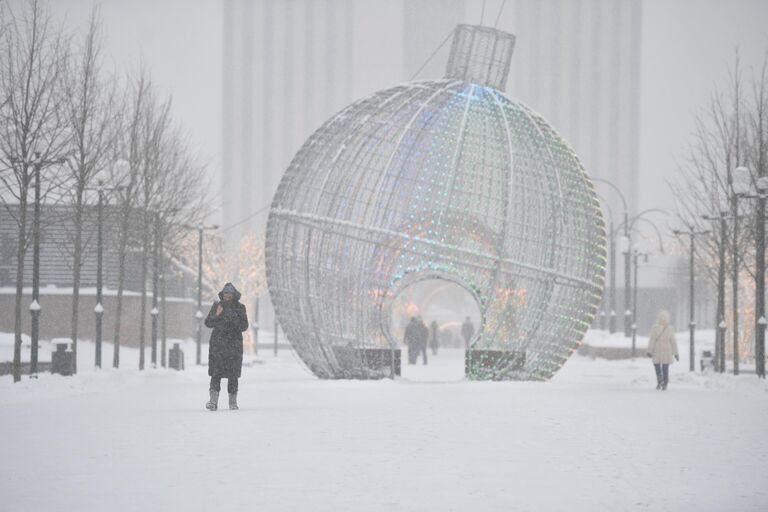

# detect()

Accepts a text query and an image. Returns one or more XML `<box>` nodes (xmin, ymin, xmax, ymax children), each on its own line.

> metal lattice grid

<box><xmin>265</xmin><ymin>25</ymin><xmax>606</xmax><ymax>380</ymax></box>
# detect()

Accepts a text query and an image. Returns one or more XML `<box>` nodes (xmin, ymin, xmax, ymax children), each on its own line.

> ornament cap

<box><xmin>445</xmin><ymin>24</ymin><xmax>516</xmax><ymax>91</ymax></box>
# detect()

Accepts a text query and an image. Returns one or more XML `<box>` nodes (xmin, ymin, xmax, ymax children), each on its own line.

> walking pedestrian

<box><xmin>646</xmin><ymin>310</ymin><xmax>679</xmax><ymax>391</ymax></box>
<box><xmin>205</xmin><ymin>282</ymin><xmax>249</xmax><ymax>410</ymax></box>
<box><xmin>404</xmin><ymin>317</ymin><xmax>421</xmax><ymax>364</ymax></box>
<box><xmin>417</xmin><ymin>316</ymin><xmax>428</xmax><ymax>365</ymax></box>
<box><xmin>429</xmin><ymin>320</ymin><xmax>440</xmax><ymax>356</ymax></box>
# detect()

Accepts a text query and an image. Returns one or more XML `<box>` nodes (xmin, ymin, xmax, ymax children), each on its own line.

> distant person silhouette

<box><xmin>416</xmin><ymin>316</ymin><xmax>429</xmax><ymax>365</ymax></box>
<box><xmin>404</xmin><ymin>317</ymin><xmax>421</xmax><ymax>364</ymax></box>
<box><xmin>461</xmin><ymin>316</ymin><xmax>475</xmax><ymax>349</ymax></box>
<box><xmin>429</xmin><ymin>320</ymin><xmax>440</xmax><ymax>356</ymax></box>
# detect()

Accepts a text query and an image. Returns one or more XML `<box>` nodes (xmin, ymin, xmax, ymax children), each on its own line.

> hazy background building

<box><xmin>221</xmin><ymin>0</ymin><xmax>643</xmax><ymax>327</ymax></box>
<box><xmin>223</xmin><ymin>0</ymin><xmax>641</xmax><ymax>233</ymax></box>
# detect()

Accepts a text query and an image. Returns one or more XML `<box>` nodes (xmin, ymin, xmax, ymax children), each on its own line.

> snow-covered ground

<box><xmin>1</xmin><ymin>331</ymin><xmax>766</xmax><ymax>511</ymax></box>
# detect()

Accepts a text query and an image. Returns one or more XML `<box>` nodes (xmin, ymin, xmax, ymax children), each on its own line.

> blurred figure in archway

<box><xmin>417</xmin><ymin>316</ymin><xmax>429</xmax><ymax>365</ymax></box>
<box><xmin>429</xmin><ymin>320</ymin><xmax>440</xmax><ymax>356</ymax></box>
<box><xmin>461</xmin><ymin>316</ymin><xmax>475</xmax><ymax>349</ymax></box>
<box><xmin>404</xmin><ymin>317</ymin><xmax>421</xmax><ymax>364</ymax></box>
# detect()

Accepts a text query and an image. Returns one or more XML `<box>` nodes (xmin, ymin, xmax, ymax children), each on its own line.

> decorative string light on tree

<box><xmin>265</xmin><ymin>24</ymin><xmax>606</xmax><ymax>380</ymax></box>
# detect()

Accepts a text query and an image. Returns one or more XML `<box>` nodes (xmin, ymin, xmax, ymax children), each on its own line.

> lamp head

<box><xmin>733</xmin><ymin>166</ymin><xmax>751</xmax><ymax>195</ymax></box>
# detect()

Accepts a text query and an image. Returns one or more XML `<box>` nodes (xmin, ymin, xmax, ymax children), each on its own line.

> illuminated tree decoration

<box><xmin>266</xmin><ymin>25</ymin><xmax>606</xmax><ymax>380</ymax></box>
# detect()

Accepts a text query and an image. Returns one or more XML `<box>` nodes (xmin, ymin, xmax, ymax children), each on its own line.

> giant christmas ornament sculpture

<box><xmin>266</xmin><ymin>25</ymin><xmax>606</xmax><ymax>380</ymax></box>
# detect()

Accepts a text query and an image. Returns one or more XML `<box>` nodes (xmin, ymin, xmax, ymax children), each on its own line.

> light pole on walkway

<box><xmin>730</xmin><ymin>167</ymin><xmax>768</xmax><ymax>378</ymax></box>
<box><xmin>596</xmin><ymin>194</ymin><xmax>617</xmax><ymax>333</ymax></box>
<box><xmin>87</xmin><ymin>178</ymin><xmax>124</xmax><ymax>369</ymax></box>
<box><xmin>672</xmin><ymin>227</ymin><xmax>710</xmax><ymax>372</ymax></box>
<box><xmin>615</xmin><ymin>213</ymin><xmax>667</xmax><ymax>355</ymax></box>
<box><xmin>631</xmin><ymin>246</ymin><xmax>651</xmax><ymax>358</ymax></box>
<box><xmin>593</xmin><ymin>178</ymin><xmax>630</xmax><ymax>337</ymax></box>
<box><xmin>11</xmin><ymin>152</ymin><xmax>67</xmax><ymax>377</ymax></box>
<box><xmin>183</xmin><ymin>223</ymin><xmax>219</xmax><ymax>365</ymax></box>
<box><xmin>704</xmin><ymin>212</ymin><xmax>729</xmax><ymax>373</ymax></box>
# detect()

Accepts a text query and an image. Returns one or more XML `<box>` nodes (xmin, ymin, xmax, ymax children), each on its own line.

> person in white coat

<box><xmin>646</xmin><ymin>310</ymin><xmax>679</xmax><ymax>390</ymax></box>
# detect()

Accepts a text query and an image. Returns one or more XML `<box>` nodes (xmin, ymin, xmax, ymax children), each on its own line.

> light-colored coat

<box><xmin>648</xmin><ymin>318</ymin><xmax>678</xmax><ymax>364</ymax></box>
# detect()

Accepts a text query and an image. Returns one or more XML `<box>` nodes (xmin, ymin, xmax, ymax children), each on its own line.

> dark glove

<box><xmin>646</xmin><ymin>352</ymin><xmax>652</xmax><ymax>358</ymax></box>
<box><xmin>675</xmin><ymin>354</ymin><xmax>679</xmax><ymax>362</ymax></box>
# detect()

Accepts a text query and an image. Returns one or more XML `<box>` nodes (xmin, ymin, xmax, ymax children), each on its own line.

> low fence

<box><xmin>577</xmin><ymin>343</ymin><xmax>648</xmax><ymax>360</ymax></box>
<box><xmin>0</xmin><ymin>292</ymin><xmax>208</xmax><ymax>347</ymax></box>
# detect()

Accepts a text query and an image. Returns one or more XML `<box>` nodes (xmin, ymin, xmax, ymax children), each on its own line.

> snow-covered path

<box><xmin>1</xmin><ymin>338</ymin><xmax>767</xmax><ymax>511</ymax></box>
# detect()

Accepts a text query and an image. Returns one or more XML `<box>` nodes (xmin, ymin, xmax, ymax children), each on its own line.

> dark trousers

<box><xmin>210</xmin><ymin>376</ymin><xmax>238</xmax><ymax>394</ymax></box>
<box><xmin>420</xmin><ymin>343</ymin><xmax>428</xmax><ymax>365</ymax></box>
<box><xmin>654</xmin><ymin>364</ymin><xmax>669</xmax><ymax>385</ymax></box>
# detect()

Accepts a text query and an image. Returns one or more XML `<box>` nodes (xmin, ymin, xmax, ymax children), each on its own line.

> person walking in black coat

<box><xmin>205</xmin><ymin>282</ymin><xmax>248</xmax><ymax>411</ymax></box>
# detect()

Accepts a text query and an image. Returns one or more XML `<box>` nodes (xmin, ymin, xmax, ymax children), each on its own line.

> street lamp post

<box><xmin>609</xmin><ymin>219</ymin><xmax>617</xmax><ymax>333</ymax></box>
<box><xmin>252</xmin><ymin>297</ymin><xmax>260</xmax><ymax>355</ymax></box>
<box><xmin>19</xmin><ymin>151</ymin><xmax>68</xmax><ymax>377</ymax></box>
<box><xmin>95</xmin><ymin>181</ymin><xmax>104</xmax><ymax>368</ymax></box>
<box><xmin>618</xmin><ymin>232</ymin><xmax>632</xmax><ymax>339</ymax></box>
<box><xmin>631</xmin><ymin>247</ymin><xmax>650</xmax><ymax>358</ymax></box>
<box><xmin>718</xmin><ymin>319</ymin><xmax>727</xmax><ymax>372</ymax></box>
<box><xmin>150</xmin><ymin>307</ymin><xmax>159</xmax><ymax>366</ymax></box>
<box><xmin>87</xmin><ymin>178</ymin><xmax>123</xmax><ymax>369</ymax></box>
<box><xmin>718</xmin><ymin>215</ymin><xmax>727</xmax><ymax>374</ymax></box>
<box><xmin>622</xmin><ymin>210</ymin><xmax>669</xmax><ymax>353</ymax></box>
<box><xmin>151</xmin><ymin>213</ymin><xmax>160</xmax><ymax>368</ymax></box>
<box><xmin>184</xmin><ymin>222</ymin><xmax>219</xmax><ymax>365</ymax></box>
<box><xmin>730</xmin><ymin>168</ymin><xmax>768</xmax><ymax>378</ymax></box>
<box><xmin>159</xmin><ymin>273</ymin><xmax>167</xmax><ymax>368</ymax></box>
<box><xmin>592</xmin><ymin>178</ymin><xmax>630</xmax><ymax>337</ymax></box>
<box><xmin>756</xmin><ymin>176</ymin><xmax>768</xmax><ymax>378</ymax></box>
<box><xmin>729</xmin><ymin>166</ymin><xmax>753</xmax><ymax>375</ymax></box>
<box><xmin>758</xmin><ymin>317</ymin><xmax>767</xmax><ymax>378</ymax></box>
<box><xmin>673</xmin><ymin>228</ymin><xmax>710</xmax><ymax>372</ymax></box>
<box><xmin>704</xmin><ymin>212</ymin><xmax>729</xmax><ymax>373</ymax></box>
<box><xmin>30</xmin><ymin>153</ymin><xmax>42</xmax><ymax>377</ymax></box>
<box><xmin>195</xmin><ymin>309</ymin><xmax>204</xmax><ymax>364</ymax></box>
<box><xmin>623</xmin><ymin>210</ymin><xmax>631</xmax><ymax>338</ymax></box>
<box><xmin>732</xmin><ymin>191</ymin><xmax>741</xmax><ymax>376</ymax></box>
<box><xmin>197</xmin><ymin>224</ymin><xmax>205</xmax><ymax>365</ymax></box>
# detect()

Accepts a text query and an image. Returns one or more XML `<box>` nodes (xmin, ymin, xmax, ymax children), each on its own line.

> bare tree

<box><xmin>0</xmin><ymin>0</ymin><xmax>69</xmax><ymax>382</ymax></box>
<box><xmin>671</xmin><ymin>48</ymin><xmax>768</xmax><ymax>362</ymax></box>
<box><xmin>110</xmin><ymin>69</ymin><xmax>211</xmax><ymax>368</ymax></box>
<box><xmin>135</xmin><ymin>87</ymin><xmax>171</xmax><ymax>370</ymax></box>
<box><xmin>151</xmin><ymin>131</ymin><xmax>210</xmax><ymax>363</ymax></box>
<box><xmin>111</xmin><ymin>70</ymin><xmax>148</xmax><ymax>368</ymax></box>
<box><xmin>61</xmin><ymin>6</ymin><xmax>120</xmax><ymax>373</ymax></box>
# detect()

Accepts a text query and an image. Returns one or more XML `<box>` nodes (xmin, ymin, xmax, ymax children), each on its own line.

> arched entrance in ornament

<box><xmin>380</xmin><ymin>271</ymin><xmax>484</xmax><ymax>382</ymax></box>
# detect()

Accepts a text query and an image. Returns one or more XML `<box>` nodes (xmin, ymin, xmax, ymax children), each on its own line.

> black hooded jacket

<box><xmin>205</xmin><ymin>282</ymin><xmax>249</xmax><ymax>379</ymax></box>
